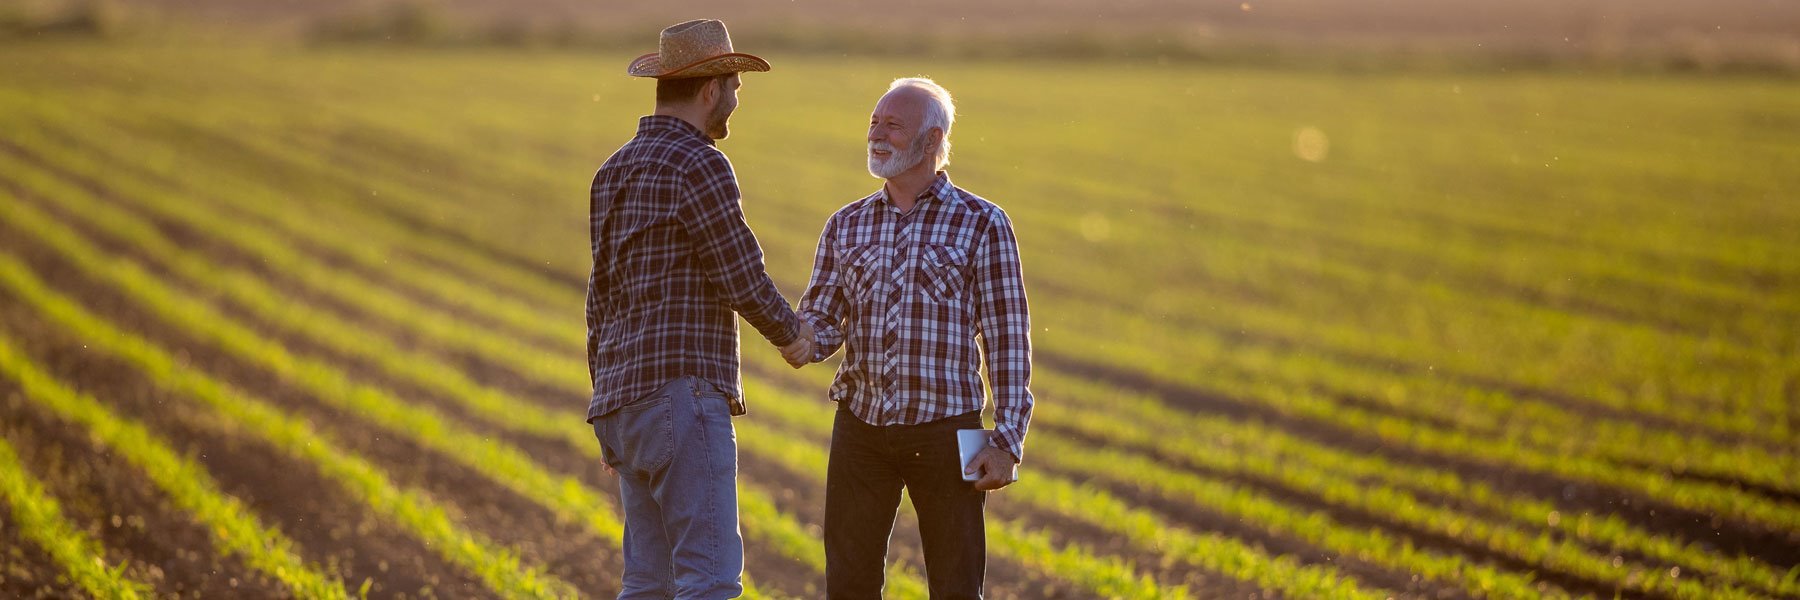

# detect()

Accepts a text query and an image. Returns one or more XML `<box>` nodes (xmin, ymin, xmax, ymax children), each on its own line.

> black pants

<box><xmin>825</xmin><ymin>406</ymin><xmax>986</xmax><ymax>600</ymax></box>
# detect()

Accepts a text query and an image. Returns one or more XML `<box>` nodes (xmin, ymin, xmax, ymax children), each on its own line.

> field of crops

<box><xmin>1</xmin><ymin>39</ymin><xmax>1797</xmax><ymax>598</ymax></box>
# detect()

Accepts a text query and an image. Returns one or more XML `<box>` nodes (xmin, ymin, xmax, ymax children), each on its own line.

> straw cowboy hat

<box><xmin>627</xmin><ymin>19</ymin><xmax>771</xmax><ymax>79</ymax></box>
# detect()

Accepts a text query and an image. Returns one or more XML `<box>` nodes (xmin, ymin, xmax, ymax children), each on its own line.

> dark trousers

<box><xmin>824</xmin><ymin>406</ymin><xmax>985</xmax><ymax>600</ymax></box>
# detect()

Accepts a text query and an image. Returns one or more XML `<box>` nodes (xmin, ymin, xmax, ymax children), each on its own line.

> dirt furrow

<box><xmin>0</xmin><ymin>372</ymin><xmax>290</xmax><ymax>598</ymax></box>
<box><xmin>0</xmin><ymin>225</ymin><xmax>527</xmax><ymax>597</ymax></box>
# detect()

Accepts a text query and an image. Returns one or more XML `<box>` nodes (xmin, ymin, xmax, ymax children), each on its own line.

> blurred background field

<box><xmin>1</xmin><ymin>1</ymin><xmax>1797</xmax><ymax>598</ymax></box>
<box><xmin>5</xmin><ymin>0</ymin><xmax>1800</xmax><ymax>71</ymax></box>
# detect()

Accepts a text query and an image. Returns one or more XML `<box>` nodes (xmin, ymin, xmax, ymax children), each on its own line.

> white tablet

<box><xmin>958</xmin><ymin>429</ymin><xmax>1017</xmax><ymax>482</ymax></box>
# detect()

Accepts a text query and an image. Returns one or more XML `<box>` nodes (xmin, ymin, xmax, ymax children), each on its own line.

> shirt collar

<box><xmin>638</xmin><ymin>115</ymin><xmax>715</xmax><ymax>146</ymax></box>
<box><xmin>874</xmin><ymin>171</ymin><xmax>956</xmax><ymax>211</ymax></box>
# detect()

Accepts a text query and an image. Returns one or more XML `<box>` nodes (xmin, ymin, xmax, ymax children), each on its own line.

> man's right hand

<box><xmin>780</xmin><ymin>321</ymin><xmax>815</xmax><ymax>368</ymax></box>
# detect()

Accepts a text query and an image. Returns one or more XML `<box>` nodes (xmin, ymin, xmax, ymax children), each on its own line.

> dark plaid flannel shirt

<box><xmin>798</xmin><ymin>173</ymin><xmax>1035</xmax><ymax>461</ymax></box>
<box><xmin>586</xmin><ymin>116</ymin><xmax>801</xmax><ymax>421</ymax></box>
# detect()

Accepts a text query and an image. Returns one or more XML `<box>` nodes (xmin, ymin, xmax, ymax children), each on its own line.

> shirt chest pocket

<box><xmin>916</xmin><ymin>243</ymin><xmax>971</xmax><ymax>303</ymax></box>
<box><xmin>842</xmin><ymin>244</ymin><xmax>888</xmax><ymax>300</ymax></box>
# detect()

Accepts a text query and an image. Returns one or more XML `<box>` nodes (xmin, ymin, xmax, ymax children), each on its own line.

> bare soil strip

<box><xmin>0</xmin><ymin>373</ymin><xmax>289</xmax><ymax>597</ymax></box>
<box><xmin>0</xmin><ymin>177</ymin><xmax>850</xmax><ymax>597</ymax></box>
<box><xmin>749</xmin><ymin>361</ymin><xmax>1365</xmax><ymax>596</ymax></box>
<box><xmin>1034</xmin><ymin>275</ymin><xmax>1792</xmax><ymax>456</ymax></box>
<box><xmin>0</xmin><ymin>133</ymin><xmax>573</xmax><ymax>353</ymax></box>
<box><xmin>0</xmin><ymin>155</ymin><xmax>935</xmax><ymax>594</ymax></box>
<box><xmin>1044</xmin><ymin>436</ymin><xmax>1631</xmax><ymax>598</ymax></box>
<box><xmin>1037</xmin><ymin>349</ymin><xmax>1800</xmax><ymax>568</ymax></box>
<box><xmin>0</xmin><ymin>388</ymin><xmax>116</xmax><ymax>600</ymax></box>
<box><xmin>0</xmin><ymin>226</ymin><xmax>517</xmax><ymax>597</ymax></box>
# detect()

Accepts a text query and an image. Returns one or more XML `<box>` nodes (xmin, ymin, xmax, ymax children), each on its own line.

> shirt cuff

<box><xmin>989</xmin><ymin>430</ymin><xmax>1023</xmax><ymax>463</ymax></box>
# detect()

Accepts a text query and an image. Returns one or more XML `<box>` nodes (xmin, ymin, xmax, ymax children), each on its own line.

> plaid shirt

<box><xmin>799</xmin><ymin>172</ymin><xmax>1034</xmax><ymax>461</ymax></box>
<box><xmin>586</xmin><ymin>115</ymin><xmax>801</xmax><ymax>421</ymax></box>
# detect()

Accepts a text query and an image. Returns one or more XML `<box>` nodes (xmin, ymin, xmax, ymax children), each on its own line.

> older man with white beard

<box><xmin>797</xmin><ymin>78</ymin><xmax>1034</xmax><ymax>599</ymax></box>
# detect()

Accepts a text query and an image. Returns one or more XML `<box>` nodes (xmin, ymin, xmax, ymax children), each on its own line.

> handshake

<box><xmin>779</xmin><ymin>320</ymin><xmax>815</xmax><ymax>369</ymax></box>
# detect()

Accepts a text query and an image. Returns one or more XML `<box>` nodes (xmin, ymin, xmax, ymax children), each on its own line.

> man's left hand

<box><xmin>967</xmin><ymin>446</ymin><xmax>1018</xmax><ymax>491</ymax></box>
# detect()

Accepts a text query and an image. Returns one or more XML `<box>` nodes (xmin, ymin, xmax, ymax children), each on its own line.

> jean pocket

<box><xmin>690</xmin><ymin>379</ymin><xmax>744</xmax><ymax>419</ymax></box>
<box><xmin>608</xmin><ymin>393</ymin><xmax>675</xmax><ymax>475</ymax></box>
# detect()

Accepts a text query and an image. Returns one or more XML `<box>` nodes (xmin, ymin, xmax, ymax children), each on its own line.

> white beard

<box><xmin>867</xmin><ymin>137</ymin><xmax>929</xmax><ymax>179</ymax></box>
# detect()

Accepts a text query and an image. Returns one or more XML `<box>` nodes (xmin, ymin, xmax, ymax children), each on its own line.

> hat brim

<box><xmin>627</xmin><ymin>52</ymin><xmax>771</xmax><ymax>79</ymax></box>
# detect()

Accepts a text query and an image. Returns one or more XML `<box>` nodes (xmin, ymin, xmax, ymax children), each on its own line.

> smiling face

<box><xmin>867</xmin><ymin>87</ymin><xmax>936</xmax><ymax>179</ymax></box>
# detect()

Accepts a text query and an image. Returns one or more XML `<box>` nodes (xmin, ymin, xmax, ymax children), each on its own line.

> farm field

<box><xmin>1</xmin><ymin>39</ymin><xmax>1798</xmax><ymax>598</ymax></box>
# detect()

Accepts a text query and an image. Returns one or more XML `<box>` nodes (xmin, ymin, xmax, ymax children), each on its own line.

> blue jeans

<box><xmin>592</xmin><ymin>376</ymin><xmax>744</xmax><ymax>600</ymax></box>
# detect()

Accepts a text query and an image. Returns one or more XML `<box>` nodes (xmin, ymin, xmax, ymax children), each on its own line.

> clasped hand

<box><xmin>780</xmin><ymin>321</ymin><xmax>814</xmax><ymax>368</ymax></box>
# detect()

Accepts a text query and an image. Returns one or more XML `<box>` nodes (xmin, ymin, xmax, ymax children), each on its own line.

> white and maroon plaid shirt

<box><xmin>586</xmin><ymin>116</ymin><xmax>801</xmax><ymax>421</ymax></box>
<box><xmin>799</xmin><ymin>172</ymin><xmax>1034</xmax><ymax>461</ymax></box>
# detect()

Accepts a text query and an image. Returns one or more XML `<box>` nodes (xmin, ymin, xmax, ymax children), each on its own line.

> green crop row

<box><xmin>0</xmin><ymin>190</ymin><xmax>614</xmax><ymax>595</ymax></box>
<box><xmin>12</xmin><ymin>47</ymin><xmax>1793</xmax><ymax>440</ymax></box>
<box><xmin>1052</xmin><ymin>445</ymin><xmax>1562</xmax><ymax>600</ymax></box>
<box><xmin>743</xmin><ymin>176</ymin><xmax>1792</xmax><ymax>444</ymax></box>
<box><xmin>731</xmin><ymin>414</ymin><xmax>1187</xmax><ymax>600</ymax></box>
<box><xmin>736</xmin><ymin>378</ymin><xmax>1395</xmax><ymax>600</ymax></box>
<box><xmin>732</xmin><ymin>434</ymin><xmax>931</xmax><ymax>599</ymax></box>
<box><xmin>0</xmin><ymin>250</ymin><xmax>577</xmax><ymax>598</ymax></box>
<box><xmin>1055</xmin><ymin>322</ymin><xmax>1800</xmax><ymax>533</ymax></box>
<box><xmin>0</xmin><ymin>155</ymin><xmax>581</xmax><ymax>446</ymax></box>
<box><xmin>22</xmin><ymin>97</ymin><xmax>1787</xmax><ymax>527</ymax></box>
<box><xmin>1032</xmin><ymin>370</ymin><xmax>1800</xmax><ymax>597</ymax></box>
<box><xmin>0</xmin><ymin>415</ymin><xmax>154</xmax><ymax>599</ymax></box>
<box><xmin>1072</xmin><ymin>331</ymin><xmax>1800</xmax><ymax>536</ymax></box>
<box><xmin>21</xmin><ymin>104</ymin><xmax>1792</xmax><ymax>598</ymax></box>
<box><xmin>1006</xmin><ymin>225</ymin><xmax>1796</xmax><ymax>448</ymax></box>
<box><xmin>747</xmin><ymin>330</ymin><xmax>1788</xmax><ymax>598</ymax></box>
<box><xmin>747</xmin><ymin>322</ymin><xmax>1794</xmax><ymax>599</ymax></box>
<box><xmin>0</xmin><ymin>117</ymin><xmax>581</xmax><ymax>389</ymax></box>
<box><xmin>61</xmin><ymin>83</ymin><xmax>1794</xmax><ymax>498</ymax></box>
<box><xmin>0</xmin><ymin>109</ymin><xmax>577</xmax><ymax>350</ymax></box>
<box><xmin>208</xmin><ymin>57</ymin><xmax>1798</xmax><ymax>435</ymax></box>
<box><xmin>0</xmin><ymin>121</ymin><xmax>1198</xmax><ymax>598</ymax></box>
<box><xmin>0</xmin><ymin>143</ymin><xmax>1190</xmax><ymax>598</ymax></box>
<box><xmin>4</xmin><ymin>166</ymin><xmax>1088</xmax><ymax>599</ymax></box>
<box><xmin>1028</xmin><ymin>285</ymin><xmax>1798</xmax><ymax>495</ymax></box>
<box><xmin>0</xmin><ymin>154</ymin><xmax>869</xmax><ymax>600</ymax></box>
<box><xmin>0</xmin><ymin>329</ymin><xmax>345</xmax><ymax>598</ymax></box>
<box><xmin>5</xmin><ymin>44</ymin><xmax>1796</xmax><ymax>599</ymax></box>
<box><xmin>0</xmin><ymin>186</ymin><xmax>624</xmax><ymax>541</ymax></box>
<box><xmin>18</xmin><ymin>77</ymin><xmax>1791</xmax><ymax>469</ymax></box>
<box><xmin>1035</xmin><ymin>420</ymin><xmax>1750</xmax><ymax>599</ymax></box>
<box><xmin>163</xmin><ymin>47</ymin><xmax>1800</xmax><ymax>329</ymax></box>
<box><xmin>742</xmin><ymin>364</ymin><xmax>1686</xmax><ymax>599</ymax></box>
<box><xmin>986</xmin><ymin>526</ymin><xmax>1182</xmax><ymax>600</ymax></box>
<box><xmin>1023</xmin><ymin>160</ymin><xmax>1796</xmax><ymax>354</ymax></box>
<box><xmin>17</xmin><ymin>93</ymin><xmax>1785</xmax><ymax>594</ymax></box>
<box><xmin>0</xmin><ymin>128</ymin><xmax>1379</xmax><ymax>597</ymax></box>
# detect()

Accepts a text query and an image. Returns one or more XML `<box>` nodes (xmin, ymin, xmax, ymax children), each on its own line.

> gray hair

<box><xmin>888</xmin><ymin>77</ymin><xmax>955</xmax><ymax>170</ymax></box>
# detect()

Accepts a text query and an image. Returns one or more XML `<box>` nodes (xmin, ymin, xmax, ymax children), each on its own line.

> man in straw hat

<box><xmin>586</xmin><ymin>18</ymin><xmax>812</xmax><ymax>599</ymax></box>
<box><xmin>796</xmin><ymin>77</ymin><xmax>1034</xmax><ymax>599</ymax></box>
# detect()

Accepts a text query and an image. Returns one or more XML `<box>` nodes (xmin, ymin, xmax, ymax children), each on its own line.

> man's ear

<box><xmin>700</xmin><ymin>76</ymin><xmax>722</xmax><ymax>106</ymax></box>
